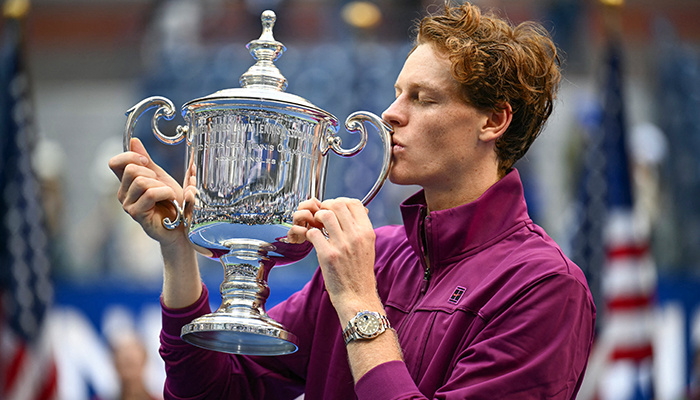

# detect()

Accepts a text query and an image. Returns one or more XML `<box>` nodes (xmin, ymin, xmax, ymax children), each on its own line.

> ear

<box><xmin>479</xmin><ymin>102</ymin><xmax>512</xmax><ymax>143</ymax></box>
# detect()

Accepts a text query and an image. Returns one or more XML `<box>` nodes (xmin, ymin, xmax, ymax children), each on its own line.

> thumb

<box><xmin>129</xmin><ymin>137</ymin><xmax>152</xmax><ymax>162</ymax></box>
<box><xmin>129</xmin><ymin>137</ymin><xmax>171</xmax><ymax>178</ymax></box>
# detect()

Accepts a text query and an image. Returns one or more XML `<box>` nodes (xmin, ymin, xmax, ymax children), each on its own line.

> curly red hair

<box><xmin>416</xmin><ymin>2</ymin><xmax>561</xmax><ymax>176</ymax></box>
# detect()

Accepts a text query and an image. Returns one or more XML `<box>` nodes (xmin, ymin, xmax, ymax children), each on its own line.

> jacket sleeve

<box><xmin>159</xmin><ymin>276</ymin><xmax>324</xmax><ymax>400</ymax></box>
<box><xmin>355</xmin><ymin>274</ymin><xmax>595</xmax><ymax>400</ymax></box>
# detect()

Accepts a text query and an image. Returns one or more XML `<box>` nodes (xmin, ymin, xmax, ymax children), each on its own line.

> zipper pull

<box><xmin>420</xmin><ymin>211</ymin><xmax>432</xmax><ymax>294</ymax></box>
<box><xmin>420</xmin><ymin>267</ymin><xmax>431</xmax><ymax>294</ymax></box>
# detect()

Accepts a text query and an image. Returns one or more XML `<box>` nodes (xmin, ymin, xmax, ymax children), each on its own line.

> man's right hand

<box><xmin>108</xmin><ymin>137</ymin><xmax>191</xmax><ymax>247</ymax></box>
<box><xmin>109</xmin><ymin>137</ymin><xmax>202</xmax><ymax>308</ymax></box>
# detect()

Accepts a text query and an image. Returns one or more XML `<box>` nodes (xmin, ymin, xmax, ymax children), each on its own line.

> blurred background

<box><xmin>1</xmin><ymin>0</ymin><xmax>700</xmax><ymax>399</ymax></box>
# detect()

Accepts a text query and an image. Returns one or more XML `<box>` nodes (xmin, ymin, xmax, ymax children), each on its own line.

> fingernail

<box><xmin>140</xmin><ymin>156</ymin><xmax>149</xmax><ymax>165</ymax></box>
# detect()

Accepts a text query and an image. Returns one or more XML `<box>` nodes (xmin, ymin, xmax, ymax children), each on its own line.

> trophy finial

<box><xmin>239</xmin><ymin>10</ymin><xmax>288</xmax><ymax>91</ymax></box>
<box><xmin>260</xmin><ymin>10</ymin><xmax>276</xmax><ymax>40</ymax></box>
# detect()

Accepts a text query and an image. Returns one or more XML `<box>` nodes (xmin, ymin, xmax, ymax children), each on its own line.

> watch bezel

<box><xmin>355</xmin><ymin>311</ymin><xmax>382</xmax><ymax>337</ymax></box>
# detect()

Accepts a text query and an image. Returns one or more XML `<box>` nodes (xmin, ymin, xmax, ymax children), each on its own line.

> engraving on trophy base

<box><xmin>181</xmin><ymin>313</ymin><xmax>299</xmax><ymax>355</ymax></box>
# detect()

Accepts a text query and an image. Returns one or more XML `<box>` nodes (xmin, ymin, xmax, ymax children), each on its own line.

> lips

<box><xmin>392</xmin><ymin>140</ymin><xmax>405</xmax><ymax>152</ymax></box>
<box><xmin>390</xmin><ymin>133</ymin><xmax>401</xmax><ymax>146</ymax></box>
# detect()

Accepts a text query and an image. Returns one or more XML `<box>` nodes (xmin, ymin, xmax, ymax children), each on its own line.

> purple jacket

<box><xmin>160</xmin><ymin>169</ymin><xmax>596</xmax><ymax>399</ymax></box>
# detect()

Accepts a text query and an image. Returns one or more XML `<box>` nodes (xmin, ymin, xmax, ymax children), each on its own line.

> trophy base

<box><xmin>181</xmin><ymin>312</ymin><xmax>299</xmax><ymax>356</ymax></box>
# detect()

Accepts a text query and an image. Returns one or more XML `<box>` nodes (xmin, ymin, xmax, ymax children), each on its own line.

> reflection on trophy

<box><xmin>123</xmin><ymin>10</ymin><xmax>392</xmax><ymax>356</ymax></box>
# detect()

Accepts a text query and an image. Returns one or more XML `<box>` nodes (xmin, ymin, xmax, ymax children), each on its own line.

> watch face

<box><xmin>356</xmin><ymin>313</ymin><xmax>381</xmax><ymax>336</ymax></box>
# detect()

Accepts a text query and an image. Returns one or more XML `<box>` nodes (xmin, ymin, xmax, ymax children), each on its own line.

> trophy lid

<box><xmin>239</xmin><ymin>9</ymin><xmax>287</xmax><ymax>91</ymax></box>
<box><xmin>182</xmin><ymin>10</ymin><xmax>334</xmax><ymax>121</ymax></box>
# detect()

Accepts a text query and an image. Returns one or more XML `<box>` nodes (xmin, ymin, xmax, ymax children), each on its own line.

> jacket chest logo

<box><xmin>448</xmin><ymin>286</ymin><xmax>466</xmax><ymax>304</ymax></box>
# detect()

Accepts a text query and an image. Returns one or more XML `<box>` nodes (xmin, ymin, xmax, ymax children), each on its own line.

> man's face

<box><xmin>382</xmin><ymin>43</ymin><xmax>492</xmax><ymax>194</ymax></box>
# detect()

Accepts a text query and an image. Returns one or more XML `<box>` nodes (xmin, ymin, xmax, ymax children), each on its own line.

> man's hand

<box><xmin>288</xmin><ymin>198</ymin><xmax>379</xmax><ymax>311</ymax></box>
<box><xmin>108</xmin><ymin>137</ymin><xmax>193</xmax><ymax>247</ymax></box>
<box><xmin>310</xmin><ymin>199</ymin><xmax>379</xmax><ymax>313</ymax></box>
<box><xmin>108</xmin><ymin>137</ymin><xmax>201</xmax><ymax>308</ymax></box>
<box><xmin>288</xmin><ymin>197</ymin><xmax>403</xmax><ymax>381</ymax></box>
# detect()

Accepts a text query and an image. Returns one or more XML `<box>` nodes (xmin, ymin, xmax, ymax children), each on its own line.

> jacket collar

<box><xmin>399</xmin><ymin>169</ymin><xmax>531</xmax><ymax>268</ymax></box>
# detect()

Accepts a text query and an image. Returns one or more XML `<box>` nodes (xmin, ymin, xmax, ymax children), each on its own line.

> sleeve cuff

<box><xmin>161</xmin><ymin>282</ymin><xmax>211</xmax><ymax>342</ymax></box>
<box><xmin>355</xmin><ymin>360</ymin><xmax>424</xmax><ymax>399</ymax></box>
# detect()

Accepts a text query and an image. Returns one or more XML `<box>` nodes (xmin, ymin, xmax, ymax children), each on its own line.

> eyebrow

<box><xmin>394</xmin><ymin>81</ymin><xmax>441</xmax><ymax>93</ymax></box>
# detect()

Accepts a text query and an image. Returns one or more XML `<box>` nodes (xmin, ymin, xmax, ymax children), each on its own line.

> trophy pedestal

<box><xmin>181</xmin><ymin>310</ymin><xmax>298</xmax><ymax>356</ymax></box>
<box><xmin>180</xmin><ymin>253</ymin><xmax>299</xmax><ymax>355</ymax></box>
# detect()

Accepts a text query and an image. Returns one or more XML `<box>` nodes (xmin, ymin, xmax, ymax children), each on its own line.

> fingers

<box><xmin>108</xmin><ymin>149</ymin><xmax>148</xmax><ymax>182</ymax></box>
<box><xmin>124</xmin><ymin>184</ymin><xmax>177</xmax><ymax>222</ymax></box>
<box><xmin>286</xmin><ymin>197</ymin><xmax>371</xmax><ymax>244</ymax></box>
<box><xmin>297</xmin><ymin>198</ymin><xmax>322</xmax><ymax>215</ymax></box>
<box><xmin>183</xmin><ymin>184</ymin><xmax>197</xmax><ymax>206</ymax></box>
<box><xmin>117</xmin><ymin>157</ymin><xmax>178</xmax><ymax>223</ymax></box>
<box><xmin>128</xmin><ymin>137</ymin><xmax>148</xmax><ymax>158</ymax></box>
<box><xmin>129</xmin><ymin>138</ymin><xmax>172</xmax><ymax>179</ymax></box>
<box><xmin>116</xmin><ymin>163</ymin><xmax>157</xmax><ymax>203</ymax></box>
<box><xmin>286</xmin><ymin>224</ymin><xmax>309</xmax><ymax>244</ymax></box>
<box><xmin>108</xmin><ymin>138</ymin><xmax>189</xmax><ymax>244</ymax></box>
<box><xmin>291</xmin><ymin>198</ymin><xmax>323</xmax><ymax>228</ymax></box>
<box><xmin>306</xmin><ymin>198</ymin><xmax>371</xmax><ymax>243</ymax></box>
<box><xmin>287</xmin><ymin>199</ymin><xmax>320</xmax><ymax>243</ymax></box>
<box><xmin>317</xmin><ymin>198</ymin><xmax>370</xmax><ymax>233</ymax></box>
<box><xmin>108</xmin><ymin>138</ymin><xmax>168</xmax><ymax>182</ymax></box>
<box><xmin>123</xmin><ymin>169</ymin><xmax>175</xmax><ymax>208</ymax></box>
<box><xmin>305</xmin><ymin>198</ymin><xmax>377</xmax><ymax>302</ymax></box>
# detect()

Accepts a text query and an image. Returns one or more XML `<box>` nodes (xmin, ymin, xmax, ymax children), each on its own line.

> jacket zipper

<box><xmin>397</xmin><ymin>211</ymin><xmax>434</xmax><ymax>335</ymax></box>
<box><xmin>420</xmin><ymin>214</ymin><xmax>432</xmax><ymax>294</ymax></box>
<box><xmin>395</xmin><ymin>212</ymin><xmax>434</xmax><ymax>379</ymax></box>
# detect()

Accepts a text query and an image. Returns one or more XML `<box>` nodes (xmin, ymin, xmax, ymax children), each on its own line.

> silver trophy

<box><xmin>123</xmin><ymin>10</ymin><xmax>392</xmax><ymax>356</ymax></box>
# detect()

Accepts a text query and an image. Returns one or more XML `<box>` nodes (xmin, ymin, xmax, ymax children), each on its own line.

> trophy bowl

<box><xmin>122</xmin><ymin>10</ymin><xmax>392</xmax><ymax>356</ymax></box>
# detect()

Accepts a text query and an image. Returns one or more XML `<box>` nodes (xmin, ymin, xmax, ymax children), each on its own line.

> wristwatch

<box><xmin>342</xmin><ymin>310</ymin><xmax>391</xmax><ymax>345</ymax></box>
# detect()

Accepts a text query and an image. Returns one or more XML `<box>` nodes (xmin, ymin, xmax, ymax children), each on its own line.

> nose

<box><xmin>381</xmin><ymin>98</ymin><xmax>405</xmax><ymax>128</ymax></box>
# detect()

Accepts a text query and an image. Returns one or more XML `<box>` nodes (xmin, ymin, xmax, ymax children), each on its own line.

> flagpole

<box><xmin>579</xmin><ymin>0</ymin><xmax>658</xmax><ymax>398</ymax></box>
<box><xmin>600</xmin><ymin>0</ymin><xmax>623</xmax><ymax>42</ymax></box>
<box><xmin>575</xmin><ymin>4</ymin><xmax>627</xmax><ymax>398</ymax></box>
<box><xmin>599</xmin><ymin>1</ymin><xmax>656</xmax><ymax>399</ymax></box>
<box><xmin>1</xmin><ymin>0</ymin><xmax>60</xmax><ymax>398</ymax></box>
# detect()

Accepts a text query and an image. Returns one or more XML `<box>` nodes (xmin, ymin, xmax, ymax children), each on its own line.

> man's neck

<box><xmin>424</xmin><ymin>168</ymin><xmax>501</xmax><ymax>212</ymax></box>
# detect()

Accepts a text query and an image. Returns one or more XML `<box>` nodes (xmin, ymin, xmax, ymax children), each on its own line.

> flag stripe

<box><xmin>610</xmin><ymin>344</ymin><xmax>653</xmax><ymax>362</ymax></box>
<box><xmin>2</xmin><ymin>343</ymin><xmax>27</xmax><ymax>395</ymax></box>
<box><xmin>606</xmin><ymin>295</ymin><xmax>653</xmax><ymax>311</ymax></box>
<box><xmin>607</xmin><ymin>244</ymin><xmax>651</xmax><ymax>259</ymax></box>
<box><xmin>35</xmin><ymin>360</ymin><xmax>57</xmax><ymax>400</ymax></box>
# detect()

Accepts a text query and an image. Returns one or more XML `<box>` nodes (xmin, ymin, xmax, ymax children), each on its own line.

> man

<box><xmin>109</xmin><ymin>2</ymin><xmax>595</xmax><ymax>399</ymax></box>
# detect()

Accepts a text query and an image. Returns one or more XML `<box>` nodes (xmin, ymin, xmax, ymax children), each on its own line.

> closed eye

<box><xmin>394</xmin><ymin>85</ymin><xmax>440</xmax><ymax>105</ymax></box>
<box><xmin>413</xmin><ymin>92</ymin><xmax>437</xmax><ymax>105</ymax></box>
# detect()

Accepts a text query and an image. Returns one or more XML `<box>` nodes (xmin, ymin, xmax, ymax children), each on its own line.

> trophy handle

<box><xmin>123</xmin><ymin>96</ymin><xmax>189</xmax><ymax>230</ymax></box>
<box><xmin>329</xmin><ymin>111</ymin><xmax>393</xmax><ymax>206</ymax></box>
<box><xmin>123</xmin><ymin>96</ymin><xmax>186</xmax><ymax>152</ymax></box>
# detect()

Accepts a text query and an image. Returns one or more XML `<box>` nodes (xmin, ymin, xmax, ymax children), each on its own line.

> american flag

<box><xmin>0</xmin><ymin>3</ymin><xmax>58</xmax><ymax>400</ymax></box>
<box><xmin>575</xmin><ymin>41</ymin><xmax>657</xmax><ymax>400</ymax></box>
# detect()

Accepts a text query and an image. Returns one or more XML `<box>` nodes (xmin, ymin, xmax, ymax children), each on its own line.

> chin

<box><xmin>388</xmin><ymin>171</ymin><xmax>415</xmax><ymax>187</ymax></box>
